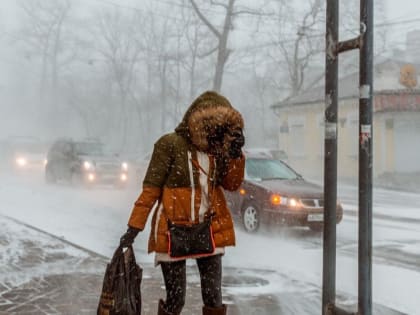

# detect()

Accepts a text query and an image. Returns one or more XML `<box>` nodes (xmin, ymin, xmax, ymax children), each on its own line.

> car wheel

<box><xmin>242</xmin><ymin>202</ymin><xmax>260</xmax><ymax>233</ymax></box>
<box><xmin>45</xmin><ymin>166</ymin><xmax>56</xmax><ymax>184</ymax></box>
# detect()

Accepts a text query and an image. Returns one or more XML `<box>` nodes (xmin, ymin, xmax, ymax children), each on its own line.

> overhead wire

<box><xmin>83</xmin><ymin>0</ymin><xmax>270</xmax><ymax>36</ymax></box>
<box><xmin>80</xmin><ymin>0</ymin><xmax>420</xmax><ymax>39</ymax></box>
<box><xmin>10</xmin><ymin>0</ymin><xmax>420</xmax><ymax>67</ymax></box>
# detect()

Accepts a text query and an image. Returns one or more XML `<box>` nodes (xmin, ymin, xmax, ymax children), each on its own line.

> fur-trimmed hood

<box><xmin>175</xmin><ymin>91</ymin><xmax>244</xmax><ymax>152</ymax></box>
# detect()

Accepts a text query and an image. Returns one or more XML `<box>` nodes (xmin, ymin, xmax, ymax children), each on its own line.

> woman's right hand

<box><xmin>120</xmin><ymin>226</ymin><xmax>141</xmax><ymax>247</ymax></box>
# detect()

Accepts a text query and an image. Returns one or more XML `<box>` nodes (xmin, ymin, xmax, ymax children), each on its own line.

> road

<box><xmin>0</xmin><ymin>169</ymin><xmax>419</xmax><ymax>314</ymax></box>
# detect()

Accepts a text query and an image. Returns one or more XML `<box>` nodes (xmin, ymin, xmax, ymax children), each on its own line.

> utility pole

<box><xmin>358</xmin><ymin>0</ymin><xmax>374</xmax><ymax>312</ymax></box>
<box><xmin>322</xmin><ymin>0</ymin><xmax>373</xmax><ymax>314</ymax></box>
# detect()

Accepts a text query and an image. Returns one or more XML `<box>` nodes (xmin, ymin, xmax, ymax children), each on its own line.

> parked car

<box><xmin>1</xmin><ymin>136</ymin><xmax>47</xmax><ymax>171</ymax></box>
<box><xmin>45</xmin><ymin>138</ymin><xmax>129</xmax><ymax>188</ymax></box>
<box><xmin>224</xmin><ymin>153</ymin><xmax>343</xmax><ymax>232</ymax></box>
<box><xmin>244</xmin><ymin>148</ymin><xmax>288</xmax><ymax>162</ymax></box>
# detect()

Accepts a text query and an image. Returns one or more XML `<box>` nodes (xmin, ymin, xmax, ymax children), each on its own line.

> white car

<box><xmin>1</xmin><ymin>136</ymin><xmax>47</xmax><ymax>171</ymax></box>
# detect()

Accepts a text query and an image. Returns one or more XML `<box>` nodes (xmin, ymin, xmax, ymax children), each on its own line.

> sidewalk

<box><xmin>0</xmin><ymin>215</ymin><xmax>283</xmax><ymax>315</ymax></box>
<box><xmin>0</xmin><ymin>215</ymin><xmax>210</xmax><ymax>315</ymax></box>
<box><xmin>0</xmin><ymin>215</ymin><xmax>406</xmax><ymax>315</ymax></box>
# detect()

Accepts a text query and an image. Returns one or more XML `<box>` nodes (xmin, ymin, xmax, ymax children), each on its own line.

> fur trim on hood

<box><xmin>175</xmin><ymin>91</ymin><xmax>244</xmax><ymax>152</ymax></box>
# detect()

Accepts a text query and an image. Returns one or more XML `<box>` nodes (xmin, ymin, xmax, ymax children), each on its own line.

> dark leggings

<box><xmin>160</xmin><ymin>254</ymin><xmax>223</xmax><ymax>314</ymax></box>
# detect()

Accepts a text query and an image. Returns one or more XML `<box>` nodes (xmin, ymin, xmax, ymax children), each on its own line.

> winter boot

<box><xmin>157</xmin><ymin>299</ymin><xmax>178</xmax><ymax>315</ymax></box>
<box><xmin>202</xmin><ymin>304</ymin><xmax>227</xmax><ymax>315</ymax></box>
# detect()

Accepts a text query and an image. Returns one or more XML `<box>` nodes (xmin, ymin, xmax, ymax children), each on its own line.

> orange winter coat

<box><xmin>128</xmin><ymin>91</ymin><xmax>245</xmax><ymax>254</ymax></box>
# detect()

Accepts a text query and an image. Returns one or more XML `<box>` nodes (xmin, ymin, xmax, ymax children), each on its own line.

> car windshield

<box><xmin>74</xmin><ymin>142</ymin><xmax>104</xmax><ymax>156</ymax></box>
<box><xmin>246</xmin><ymin>158</ymin><xmax>299</xmax><ymax>181</ymax></box>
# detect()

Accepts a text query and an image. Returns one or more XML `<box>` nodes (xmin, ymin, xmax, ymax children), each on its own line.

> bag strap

<box><xmin>163</xmin><ymin>151</ymin><xmax>217</xmax><ymax>223</ymax></box>
<box><xmin>190</xmin><ymin>155</ymin><xmax>217</xmax><ymax>220</ymax></box>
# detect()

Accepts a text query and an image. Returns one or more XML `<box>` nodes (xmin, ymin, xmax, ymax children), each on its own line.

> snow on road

<box><xmin>1</xmin><ymin>171</ymin><xmax>420</xmax><ymax>314</ymax></box>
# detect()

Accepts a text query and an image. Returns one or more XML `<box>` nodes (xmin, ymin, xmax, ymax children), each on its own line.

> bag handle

<box><xmin>108</xmin><ymin>245</ymin><xmax>136</xmax><ymax>274</ymax></box>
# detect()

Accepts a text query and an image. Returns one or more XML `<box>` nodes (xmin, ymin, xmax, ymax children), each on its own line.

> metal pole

<box><xmin>358</xmin><ymin>0</ymin><xmax>373</xmax><ymax>313</ymax></box>
<box><xmin>322</xmin><ymin>0</ymin><xmax>339</xmax><ymax>313</ymax></box>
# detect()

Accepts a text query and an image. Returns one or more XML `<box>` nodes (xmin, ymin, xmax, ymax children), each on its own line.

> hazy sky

<box><xmin>387</xmin><ymin>0</ymin><xmax>420</xmax><ymax>20</ymax></box>
<box><xmin>2</xmin><ymin>0</ymin><xmax>420</xmax><ymax>27</ymax></box>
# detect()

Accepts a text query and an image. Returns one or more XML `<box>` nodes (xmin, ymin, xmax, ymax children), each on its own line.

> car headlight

<box><xmin>121</xmin><ymin>162</ymin><xmax>128</xmax><ymax>171</ymax></box>
<box><xmin>83</xmin><ymin>161</ymin><xmax>93</xmax><ymax>170</ymax></box>
<box><xmin>287</xmin><ymin>198</ymin><xmax>299</xmax><ymax>207</ymax></box>
<box><xmin>16</xmin><ymin>157</ymin><xmax>27</xmax><ymax>167</ymax></box>
<box><xmin>270</xmin><ymin>194</ymin><xmax>300</xmax><ymax>208</ymax></box>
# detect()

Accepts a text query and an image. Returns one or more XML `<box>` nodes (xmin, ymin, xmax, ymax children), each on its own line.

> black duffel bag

<box><xmin>97</xmin><ymin>245</ymin><xmax>142</xmax><ymax>315</ymax></box>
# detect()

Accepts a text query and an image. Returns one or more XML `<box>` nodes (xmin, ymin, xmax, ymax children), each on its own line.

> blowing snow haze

<box><xmin>0</xmin><ymin>0</ymin><xmax>419</xmax><ymax>152</ymax></box>
<box><xmin>1</xmin><ymin>0</ymin><xmax>420</xmax><ymax>314</ymax></box>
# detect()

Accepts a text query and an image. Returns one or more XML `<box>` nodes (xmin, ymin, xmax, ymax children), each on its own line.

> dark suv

<box><xmin>224</xmin><ymin>153</ymin><xmax>343</xmax><ymax>232</ymax></box>
<box><xmin>45</xmin><ymin>139</ymin><xmax>128</xmax><ymax>188</ymax></box>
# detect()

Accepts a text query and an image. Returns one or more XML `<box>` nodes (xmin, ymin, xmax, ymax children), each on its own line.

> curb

<box><xmin>0</xmin><ymin>213</ymin><xmax>109</xmax><ymax>261</ymax></box>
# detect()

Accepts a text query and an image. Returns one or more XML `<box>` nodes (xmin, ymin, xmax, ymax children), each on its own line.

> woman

<box><xmin>120</xmin><ymin>91</ymin><xmax>245</xmax><ymax>315</ymax></box>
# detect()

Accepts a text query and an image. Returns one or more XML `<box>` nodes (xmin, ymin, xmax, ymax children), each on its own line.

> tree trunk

<box><xmin>212</xmin><ymin>0</ymin><xmax>235</xmax><ymax>92</ymax></box>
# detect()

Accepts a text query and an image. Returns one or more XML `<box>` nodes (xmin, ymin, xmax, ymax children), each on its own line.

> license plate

<box><xmin>308</xmin><ymin>214</ymin><xmax>324</xmax><ymax>222</ymax></box>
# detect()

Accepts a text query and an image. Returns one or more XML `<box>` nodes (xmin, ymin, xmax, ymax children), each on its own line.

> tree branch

<box><xmin>197</xmin><ymin>45</ymin><xmax>218</xmax><ymax>58</ymax></box>
<box><xmin>189</xmin><ymin>0</ymin><xmax>221</xmax><ymax>39</ymax></box>
<box><xmin>209</xmin><ymin>0</ymin><xmax>228</xmax><ymax>9</ymax></box>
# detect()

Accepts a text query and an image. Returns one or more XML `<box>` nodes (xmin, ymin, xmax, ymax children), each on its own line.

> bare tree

<box><xmin>189</xmin><ymin>0</ymin><xmax>234</xmax><ymax>92</ymax></box>
<box><xmin>340</xmin><ymin>0</ymin><xmax>388</xmax><ymax>72</ymax></box>
<box><xmin>182</xmin><ymin>14</ymin><xmax>206</xmax><ymax>99</ymax></box>
<box><xmin>267</xmin><ymin>0</ymin><xmax>324</xmax><ymax>97</ymax></box>
<box><xmin>261</xmin><ymin>0</ymin><xmax>387</xmax><ymax>99</ymax></box>
<box><xmin>93</xmin><ymin>8</ymin><xmax>144</xmax><ymax>149</ymax></box>
<box><xmin>17</xmin><ymin>0</ymin><xmax>72</xmax><ymax>114</ymax></box>
<box><xmin>189</xmin><ymin>0</ymin><xmax>265</xmax><ymax>92</ymax></box>
<box><xmin>131</xmin><ymin>11</ymin><xmax>183</xmax><ymax>134</ymax></box>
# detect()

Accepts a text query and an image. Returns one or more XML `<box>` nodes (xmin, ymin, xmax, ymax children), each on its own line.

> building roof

<box><xmin>272</xmin><ymin>59</ymin><xmax>420</xmax><ymax>109</ymax></box>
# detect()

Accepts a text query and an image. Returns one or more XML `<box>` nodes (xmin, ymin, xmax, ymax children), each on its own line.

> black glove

<box><xmin>120</xmin><ymin>226</ymin><xmax>141</xmax><ymax>247</ymax></box>
<box><xmin>207</xmin><ymin>125</ymin><xmax>227</xmax><ymax>149</ymax></box>
<box><xmin>228</xmin><ymin>130</ymin><xmax>245</xmax><ymax>159</ymax></box>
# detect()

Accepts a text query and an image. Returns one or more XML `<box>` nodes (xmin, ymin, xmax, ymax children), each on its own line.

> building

<box><xmin>271</xmin><ymin>59</ymin><xmax>420</xmax><ymax>181</ymax></box>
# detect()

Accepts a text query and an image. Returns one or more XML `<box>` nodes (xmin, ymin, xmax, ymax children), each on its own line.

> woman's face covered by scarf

<box><xmin>175</xmin><ymin>91</ymin><xmax>244</xmax><ymax>156</ymax></box>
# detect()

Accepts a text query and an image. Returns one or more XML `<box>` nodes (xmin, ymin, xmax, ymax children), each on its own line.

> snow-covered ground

<box><xmin>1</xmin><ymin>169</ymin><xmax>420</xmax><ymax>314</ymax></box>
